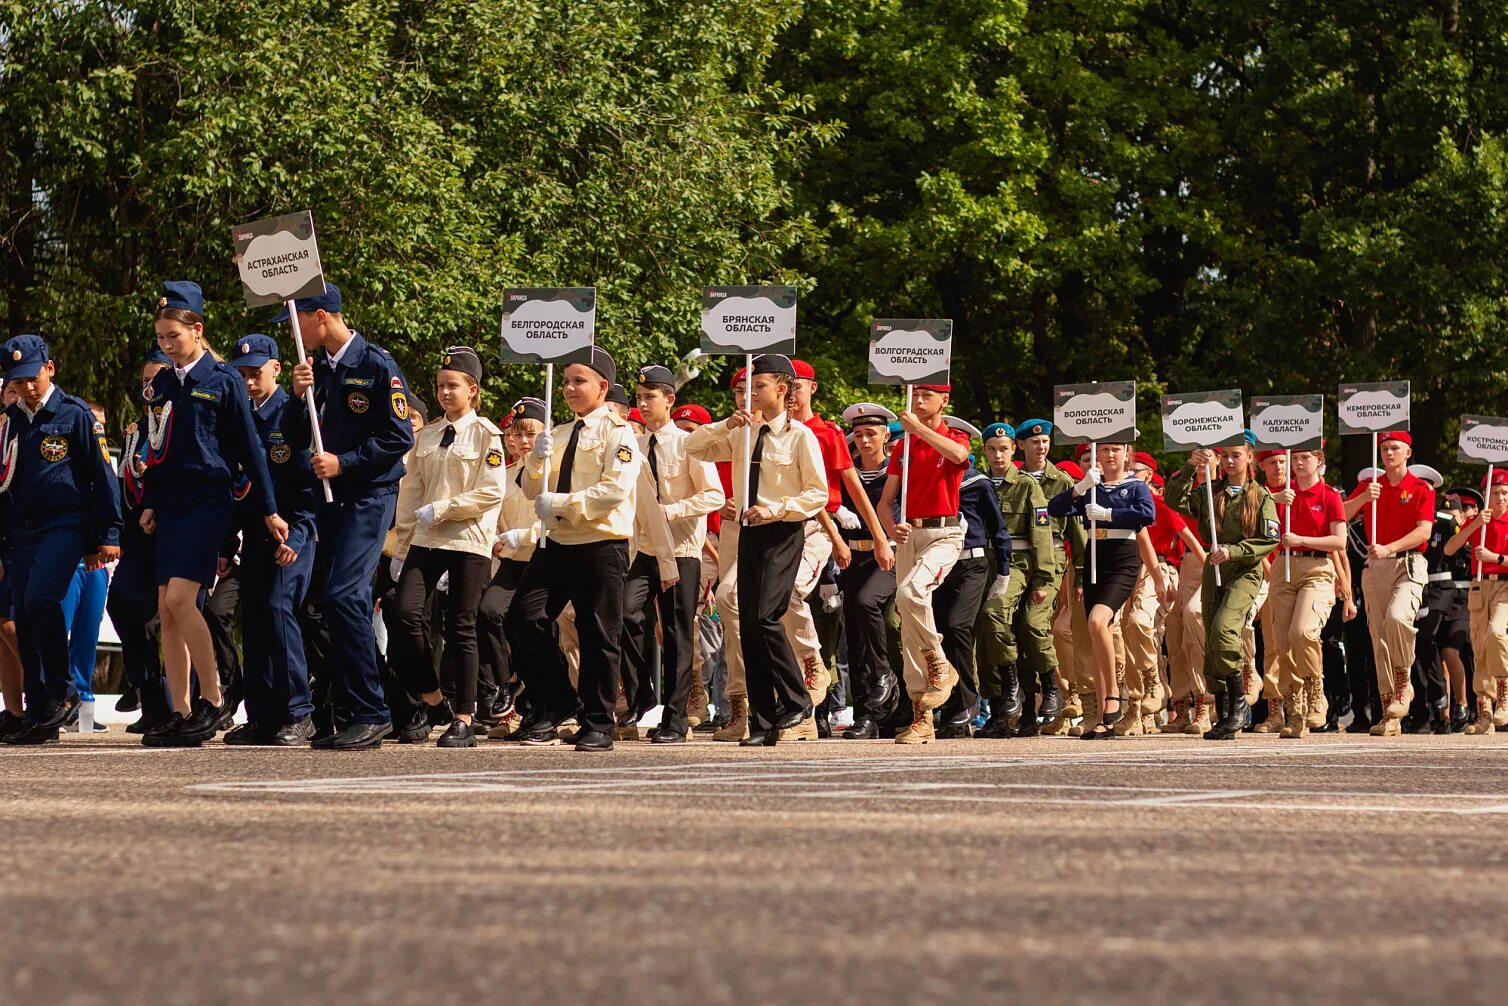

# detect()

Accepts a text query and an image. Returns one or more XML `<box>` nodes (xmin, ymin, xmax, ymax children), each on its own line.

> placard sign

<box><xmin>1250</xmin><ymin>395</ymin><xmax>1325</xmax><ymax>451</ymax></box>
<box><xmin>499</xmin><ymin>288</ymin><xmax>597</xmax><ymax>366</ymax></box>
<box><xmin>700</xmin><ymin>286</ymin><xmax>797</xmax><ymax>356</ymax></box>
<box><xmin>1161</xmin><ymin>389</ymin><xmax>1246</xmax><ymax>451</ymax></box>
<box><xmin>868</xmin><ymin>319</ymin><xmax>952</xmax><ymax>386</ymax></box>
<box><xmin>1458</xmin><ymin>415</ymin><xmax>1508</xmax><ymax>466</ymax></box>
<box><xmin>230</xmin><ymin>211</ymin><xmax>325</xmax><ymax>308</ymax></box>
<box><xmin>1052</xmin><ymin>381</ymin><xmax>1137</xmax><ymax>445</ymax></box>
<box><xmin>1337</xmin><ymin>381</ymin><xmax>1410</xmax><ymax>435</ymax></box>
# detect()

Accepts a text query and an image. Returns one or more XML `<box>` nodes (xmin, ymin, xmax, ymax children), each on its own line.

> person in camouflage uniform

<box><xmin>1013</xmin><ymin>419</ymin><xmax>1074</xmax><ymax>734</ymax></box>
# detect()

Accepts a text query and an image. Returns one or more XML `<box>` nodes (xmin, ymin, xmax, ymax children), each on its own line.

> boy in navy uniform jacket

<box><xmin>285</xmin><ymin>283</ymin><xmax>415</xmax><ymax>750</ymax></box>
<box><xmin>0</xmin><ymin>334</ymin><xmax>123</xmax><ymax>745</ymax></box>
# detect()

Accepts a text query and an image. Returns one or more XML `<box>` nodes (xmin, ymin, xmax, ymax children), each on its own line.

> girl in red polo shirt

<box><xmin>1343</xmin><ymin>431</ymin><xmax>1435</xmax><ymax>736</ymax></box>
<box><xmin>1445</xmin><ymin>471</ymin><xmax>1508</xmax><ymax>733</ymax></box>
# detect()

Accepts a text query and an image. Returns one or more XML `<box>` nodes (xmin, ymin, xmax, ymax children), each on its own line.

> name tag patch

<box><xmin>343</xmin><ymin>377</ymin><xmax>374</xmax><ymax>388</ymax></box>
<box><xmin>190</xmin><ymin>388</ymin><xmax>220</xmax><ymax>403</ymax></box>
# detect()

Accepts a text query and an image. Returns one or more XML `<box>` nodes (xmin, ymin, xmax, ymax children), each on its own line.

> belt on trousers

<box><xmin>1452</xmin><ymin>581</ymin><xmax>1472</xmax><ymax>589</ymax></box>
<box><xmin>1428</xmin><ymin>571</ymin><xmax>1453</xmax><ymax>582</ymax></box>
<box><xmin>1090</xmin><ymin>527</ymin><xmax>1135</xmax><ymax>541</ymax></box>
<box><xmin>849</xmin><ymin>539</ymin><xmax>876</xmax><ymax>551</ymax></box>
<box><xmin>1479</xmin><ymin>573</ymin><xmax>1508</xmax><ymax>582</ymax></box>
<box><xmin>909</xmin><ymin>516</ymin><xmax>962</xmax><ymax>528</ymax></box>
<box><xmin>1286</xmin><ymin>549</ymin><xmax>1329</xmax><ymax>558</ymax></box>
<box><xmin>960</xmin><ymin>547</ymin><xmax>986</xmax><ymax>559</ymax></box>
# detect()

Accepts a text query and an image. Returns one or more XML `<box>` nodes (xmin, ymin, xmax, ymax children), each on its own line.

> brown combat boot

<box><xmin>713</xmin><ymin>695</ymin><xmax>750</xmax><ymax>742</ymax></box>
<box><xmin>1164</xmin><ymin>698</ymin><xmax>1190</xmax><ymax>734</ymax></box>
<box><xmin>1064</xmin><ymin>685</ymin><xmax>1083</xmax><ymax>720</ymax></box>
<box><xmin>1385</xmin><ymin>671</ymin><xmax>1414</xmax><ymax>720</ymax></box>
<box><xmin>1369</xmin><ymin>712</ymin><xmax>1401</xmax><ymax>736</ymax></box>
<box><xmin>686</xmin><ymin>664</ymin><xmax>710</xmax><ymax>732</ymax></box>
<box><xmin>1184</xmin><ymin>694</ymin><xmax>1212</xmax><ymax>736</ymax></box>
<box><xmin>803</xmin><ymin>657</ymin><xmax>832</xmax><ymax>709</ymax></box>
<box><xmin>1494</xmin><ymin>679</ymin><xmax>1508</xmax><ymax>727</ymax></box>
<box><xmin>1466</xmin><ymin>696</ymin><xmax>1496</xmax><ymax>735</ymax></box>
<box><xmin>1279</xmin><ymin>689</ymin><xmax>1308</xmax><ymax>739</ymax></box>
<box><xmin>1253</xmin><ymin>697</ymin><xmax>1285</xmax><ymax>734</ymax></box>
<box><xmin>1069</xmin><ymin>691</ymin><xmax>1100</xmax><ymax>737</ymax></box>
<box><xmin>895</xmin><ymin>700</ymin><xmax>934</xmax><ymax>745</ymax></box>
<box><xmin>919</xmin><ymin>652</ymin><xmax>959</xmax><ymax>711</ymax></box>
<box><xmin>1304</xmin><ymin>676</ymin><xmax>1328</xmax><ymax>729</ymax></box>
<box><xmin>779</xmin><ymin>716</ymin><xmax>819</xmax><ymax>741</ymax></box>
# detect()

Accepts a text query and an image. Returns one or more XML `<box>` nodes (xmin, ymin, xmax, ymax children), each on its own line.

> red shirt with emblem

<box><xmin>1274</xmin><ymin>479</ymin><xmax>1346</xmax><ymax>542</ymax></box>
<box><xmin>1147</xmin><ymin>495</ymin><xmax>1188</xmax><ymax>563</ymax></box>
<box><xmin>886</xmin><ymin>422</ymin><xmax>971</xmax><ymax>520</ymax></box>
<box><xmin>805</xmin><ymin>414</ymin><xmax>854</xmax><ymax>513</ymax></box>
<box><xmin>1346</xmin><ymin>472</ymin><xmax>1435</xmax><ymax>551</ymax></box>
<box><xmin>1468</xmin><ymin>512</ymin><xmax>1508</xmax><ymax>576</ymax></box>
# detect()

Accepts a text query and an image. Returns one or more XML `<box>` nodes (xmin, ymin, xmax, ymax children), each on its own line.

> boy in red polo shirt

<box><xmin>877</xmin><ymin>384</ymin><xmax>971</xmax><ymax>743</ymax></box>
<box><xmin>1445</xmin><ymin>470</ymin><xmax>1508</xmax><ymax>733</ymax></box>
<box><xmin>1343</xmin><ymin>431</ymin><xmax>1435</xmax><ymax>735</ymax></box>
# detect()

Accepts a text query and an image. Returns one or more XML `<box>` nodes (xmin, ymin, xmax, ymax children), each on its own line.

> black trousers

<box><xmin>621</xmin><ymin>553</ymin><xmax>701</xmax><ymax>735</ymax></box>
<box><xmin>394</xmin><ymin>546</ymin><xmax>490</xmax><ymax>714</ymax></box>
<box><xmin>1344</xmin><ymin>603</ymin><xmax>1379</xmax><ymax>725</ymax></box>
<box><xmin>205</xmin><ymin>563</ymin><xmax>241</xmax><ymax>700</ymax></box>
<box><xmin>841</xmin><ymin>551</ymin><xmax>896</xmax><ymax>721</ymax></box>
<box><xmin>506</xmin><ymin>539</ymin><xmax>629</xmax><ymax>732</ymax></box>
<box><xmin>737</xmin><ymin>521</ymin><xmax>809</xmax><ymax>733</ymax></box>
<box><xmin>479</xmin><ymin>557</ymin><xmax>529</xmax><ymax>692</ymax></box>
<box><xmin>934</xmin><ymin>555</ymin><xmax>990</xmax><ymax>719</ymax></box>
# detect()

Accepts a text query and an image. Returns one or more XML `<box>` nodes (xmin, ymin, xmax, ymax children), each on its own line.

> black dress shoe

<box><xmin>740</xmin><ymin>730</ymin><xmax>777</xmax><ymax>747</ymax></box>
<box><xmin>426</xmin><ymin>699</ymin><xmax>456</xmax><ymax>727</ymax></box>
<box><xmin>3</xmin><ymin>722</ymin><xmax>60</xmax><ymax>745</ymax></box>
<box><xmin>1451</xmin><ymin>705</ymin><xmax>1469</xmax><ymax>733</ymax></box>
<box><xmin>141</xmin><ymin>712</ymin><xmax>188</xmax><ymax>747</ymax></box>
<box><xmin>29</xmin><ymin>699</ymin><xmax>72</xmax><ymax>731</ymax></box>
<box><xmin>309</xmin><ymin>721</ymin><xmax>339</xmax><ymax>744</ymax></box>
<box><xmin>0</xmin><ymin>710</ymin><xmax>25</xmax><ymax>740</ymax></box>
<box><xmin>266</xmin><ymin>717</ymin><xmax>315</xmax><ymax>746</ymax></box>
<box><xmin>212</xmin><ymin>698</ymin><xmax>239</xmax><ymax>733</ymax></box>
<box><xmin>314</xmin><ymin>722</ymin><xmax>392</xmax><ymax>750</ymax></box>
<box><xmin>115</xmin><ymin>687</ymin><xmax>141</xmax><ymax>713</ymax></box>
<box><xmin>397</xmin><ymin>707</ymin><xmax>434</xmax><ymax>744</ymax></box>
<box><xmin>574</xmin><ymin>729</ymin><xmax>614</xmax><ymax>751</ymax></box>
<box><xmin>650</xmin><ymin>728</ymin><xmax>686</xmax><ymax>744</ymax></box>
<box><xmin>936</xmin><ymin>719</ymin><xmax>972</xmax><ymax>739</ymax></box>
<box><xmin>773</xmin><ymin>707</ymin><xmax>809</xmax><ymax>731</ymax></box>
<box><xmin>816</xmin><ymin>713</ymin><xmax>832</xmax><ymax>739</ymax></box>
<box><xmin>842</xmin><ymin>717</ymin><xmax>878</xmax><ymax>740</ymax></box>
<box><xmin>1343</xmin><ymin>716</ymin><xmax>1372</xmax><ymax>734</ymax></box>
<box><xmin>519</xmin><ymin>725</ymin><xmax>562</xmax><ymax>746</ymax></box>
<box><xmin>175</xmin><ymin>697</ymin><xmax>222</xmax><ymax>746</ymax></box>
<box><xmin>436</xmin><ymin>720</ymin><xmax>478</xmax><ymax>748</ymax></box>
<box><xmin>222</xmin><ymin>722</ymin><xmax>267</xmax><ymax>746</ymax></box>
<box><xmin>976</xmin><ymin>710</ymin><xmax>1013</xmax><ymax>739</ymax></box>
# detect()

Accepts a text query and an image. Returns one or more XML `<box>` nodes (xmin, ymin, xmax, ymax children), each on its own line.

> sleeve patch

<box><xmin>485</xmin><ymin>448</ymin><xmax>503</xmax><ymax>468</ymax></box>
<box><xmin>1034</xmin><ymin>507</ymin><xmax>1050</xmax><ymax>527</ymax></box>
<box><xmin>391</xmin><ymin>392</ymin><xmax>408</xmax><ymax>420</ymax></box>
<box><xmin>616</xmin><ymin>445</ymin><xmax>633</xmax><ymax>463</ymax></box>
<box><xmin>1265</xmin><ymin>518</ymin><xmax>1281</xmax><ymax>540</ymax></box>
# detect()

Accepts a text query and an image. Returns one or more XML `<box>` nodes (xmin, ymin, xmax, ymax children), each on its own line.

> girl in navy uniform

<box><xmin>0</xmin><ymin>383</ymin><xmax>24</xmax><ymax>739</ymax></box>
<box><xmin>390</xmin><ymin>347</ymin><xmax>505</xmax><ymax>748</ymax></box>
<box><xmin>0</xmin><ymin>335</ymin><xmax>123</xmax><ymax>746</ymax></box>
<box><xmin>1046</xmin><ymin>440</ymin><xmax>1156</xmax><ymax>740</ymax></box>
<box><xmin>139</xmin><ymin>282</ymin><xmax>288</xmax><ymax>747</ymax></box>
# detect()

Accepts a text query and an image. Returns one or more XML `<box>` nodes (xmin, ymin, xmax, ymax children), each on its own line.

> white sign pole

<box><xmin>1284</xmin><ymin>449</ymin><xmax>1292</xmax><ymax>581</ymax></box>
<box><xmin>538</xmin><ymin>363</ymin><xmax>554</xmax><ymax>548</ymax></box>
<box><xmin>900</xmin><ymin>384</ymin><xmax>913</xmax><ymax>525</ymax></box>
<box><xmin>1479</xmin><ymin>464</ymin><xmax>1495</xmax><ymax>583</ymax></box>
<box><xmin>1089</xmin><ymin>442</ymin><xmax>1099</xmax><ymax>584</ymax></box>
<box><xmin>1204</xmin><ymin>460</ymin><xmax>1223</xmax><ymax>587</ymax></box>
<box><xmin>286</xmin><ymin>302</ymin><xmax>333</xmax><ymax>504</ymax></box>
<box><xmin>1370</xmin><ymin>436</ymin><xmax>1379</xmax><ymax>548</ymax></box>
<box><xmin>740</xmin><ymin>353</ymin><xmax>753</xmax><ymax>524</ymax></box>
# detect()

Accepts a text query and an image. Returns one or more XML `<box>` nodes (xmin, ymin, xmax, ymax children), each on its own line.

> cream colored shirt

<box><xmin>394</xmin><ymin>411</ymin><xmax>506</xmax><ymax>559</ymax></box>
<box><xmin>494</xmin><ymin>462</ymin><xmax>539</xmax><ymax>562</ymax></box>
<box><xmin>523</xmin><ymin>404</ymin><xmax>640</xmax><ymax>544</ymax></box>
<box><xmin>635</xmin><ymin>423</ymin><xmax>724</xmax><ymax>559</ymax></box>
<box><xmin>684</xmin><ymin>411</ymin><xmax>827</xmax><ymax>522</ymax></box>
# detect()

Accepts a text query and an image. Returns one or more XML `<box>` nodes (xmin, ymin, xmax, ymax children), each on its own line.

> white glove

<box><xmin>534</xmin><ymin>492</ymin><xmax>565</xmax><ymax>519</ymax></box>
<box><xmin>390</xmin><ymin>556</ymin><xmax>404</xmax><ymax>582</ymax></box>
<box><xmin>437</xmin><ymin>571</ymin><xmax>450</xmax><ymax>592</ymax></box>
<box><xmin>1084</xmin><ymin>501</ymin><xmax>1113</xmax><ymax>522</ymax></box>
<box><xmin>987</xmin><ymin>574</ymin><xmax>1009</xmax><ymax>599</ymax></box>
<box><xmin>415</xmin><ymin>503</ymin><xmax>436</xmax><ymax>527</ymax></box>
<box><xmin>1074</xmin><ymin>467</ymin><xmax>1102</xmax><ymax>495</ymax></box>
<box><xmin>530</xmin><ymin>428</ymin><xmax>553</xmax><ymax>460</ymax></box>
<box><xmin>819</xmin><ymin>582</ymin><xmax>838</xmax><ymax>601</ymax></box>
<box><xmin>834</xmin><ymin>506</ymin><xmax>861</xmax><ymax>531</ymax></box>
<box><xmin>499</xmin><ymin>528</ymin><xmax>525</xmax><ymax>550</ymax></box>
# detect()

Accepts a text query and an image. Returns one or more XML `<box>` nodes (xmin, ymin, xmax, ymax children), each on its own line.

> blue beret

<box><xmin>158</xmin><ymin>280</ymin><xmax>204</xmax><ymax>316</ymax></box>
<box><xmin>887</xmin><ymin>420</ymin><xmax>904</xmax><ymax>443</ymax></box>
<box><xmin>229</xmin><ymin>334</ymin><xmax>279</xmax><ymax>369</ymax></box>
<box><xmin>1016</xmin><ymin>418</ymin><xmax>1053</xmax><ymax>438</ymax></box>
<box><xmin>1</xmin><ymin>334</ymin><xmax>50</xmax><ymax>380</ymax></box>
<box><xmin>1243</xmin><ymin>428</ymin><xmax>1257</xmax><ymax>447</ymax></box>
<box><xmin>142</xmin><ymin>344</ymin><xmax>172</xmax><ymax>367</ymax></box>
<box><xmin>983</xmin><ymin>422</ymin><xmax>1016</xmax><ymax>441</ymax></box>
<box><xmin>271</xmin><ymin>282</ymin><xmax>342</xmax><ymax>323</ymax></box>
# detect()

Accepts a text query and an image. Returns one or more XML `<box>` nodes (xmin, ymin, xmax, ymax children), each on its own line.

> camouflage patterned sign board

<box><xmin>700</xmin><ymin>286</ymin><xmax>797</xmax><ymax>356</ymax></box>
<box><xmin>1250</xmin><ymin>394</ymin><xmax>1325</xmax><ymax>451</ymax></box>
<box><xmin>1458</xmin><ymin>415</ymin><xmax>1508</xmax><ymax>466</ymax></box>
<box><xmin>1052</xmin><ymin>381</ymin><xmax>1137</xmax><ymax>446</ymax></box>
<box><xmin>499</xmin><ymin>288</ymin><xmax>597</xmax><ymax>365</ymax></box>
<box><xmin>867</xmin><ymin>319</ymin><xmax>952</xmax><ymax>386</ymax></box>
<box><xmin>230</xmin><ymin>211</ymin><xmax>325</xmax><ymax>309</ymax></box>
<box><xmin>1337</xmin><ymin>381</ymin><xmax>1410</xmax><ymax>435</ymax></box>
<box><xmin>1161</xmin><ymin>389</ymin><xmax>1247</xmax><ymax>451</ymax></box>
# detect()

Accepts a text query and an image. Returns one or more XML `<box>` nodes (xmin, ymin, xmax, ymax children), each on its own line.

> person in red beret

<box><xmin>1342</xmin><ymin>430</ymin><xmax>1435</xmax><ymax>735</ymax></box>
<box><xmin>1445</xmin><ymin>468</ymin><xmax>1508</xmax><ymax>732</ymax></box>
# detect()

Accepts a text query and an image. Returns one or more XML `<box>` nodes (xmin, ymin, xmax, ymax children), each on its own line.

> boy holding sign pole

<box><xmin>1341</xmin><ymin>432</ymin><xmax>1434</xmax><ymax>736</ymax></box>
<box><xmin>875</xmin><ymin>383</ymin><xmax>971</xmax><ymax>744</ymax></box>
<box><xmin>285</xmin><ymin>285</ymin><xmax>415</xmax><ymax>750</ymax></box>
<box><xmin>1444</xmin><ymin>472</ymin><xmax>1508</xmax><ymax>734</ymax></box>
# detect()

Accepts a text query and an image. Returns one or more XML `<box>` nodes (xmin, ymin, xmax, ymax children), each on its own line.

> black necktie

<box><xmin>556</xmin><ymin>419</ymin><xmax>584</xmax><ymax>494</ymax></box>
<box><xmin>440</xmin><ymin>425</ymin><xmax>455</xmax><ymax>448</ymax></box>
<box><xmin>647</xmin><ymin>432</ymin><xmax>661</xmax><ymax>501</ymax></box>
<box><xmin>748</xmin><ymin>424</ymin><xmax>770</xmax><ymax>503</ymax></box>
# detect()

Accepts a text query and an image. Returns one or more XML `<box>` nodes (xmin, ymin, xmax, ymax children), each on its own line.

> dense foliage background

<box><xmin>4</xmin><ymin>1</ymin><xmax>1506</xmax><ymax>481</ymax></box>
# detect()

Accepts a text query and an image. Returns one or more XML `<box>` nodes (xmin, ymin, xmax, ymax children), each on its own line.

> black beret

<box><xmin>607</xmin><ymin>383</ymin><xmax>631</xmax><ymax>407</ymax></box>
<box><xmin>510</xmin><ymin>397</ymin><xmax>548</xmax><ymax>425</ymax></box>
<box><xmin>636</xmin><ymin>364</ymin><xmax>674</xmax><ymax>386</ymax></box>
<box><xmin>751</xmin><ymin>353</ymin><xmax>796</xmax><ymax>379</ymax></box>
<box><xmin>439</xmin><ymin>345</ymin><xmax>483</xmax><ymax>383</ymax></box>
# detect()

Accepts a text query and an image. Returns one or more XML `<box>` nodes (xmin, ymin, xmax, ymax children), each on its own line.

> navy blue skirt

<box><xmin>153</xmin><ymin>502</ymin><xmax>233</xmax><ymax>586</ymax></box>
